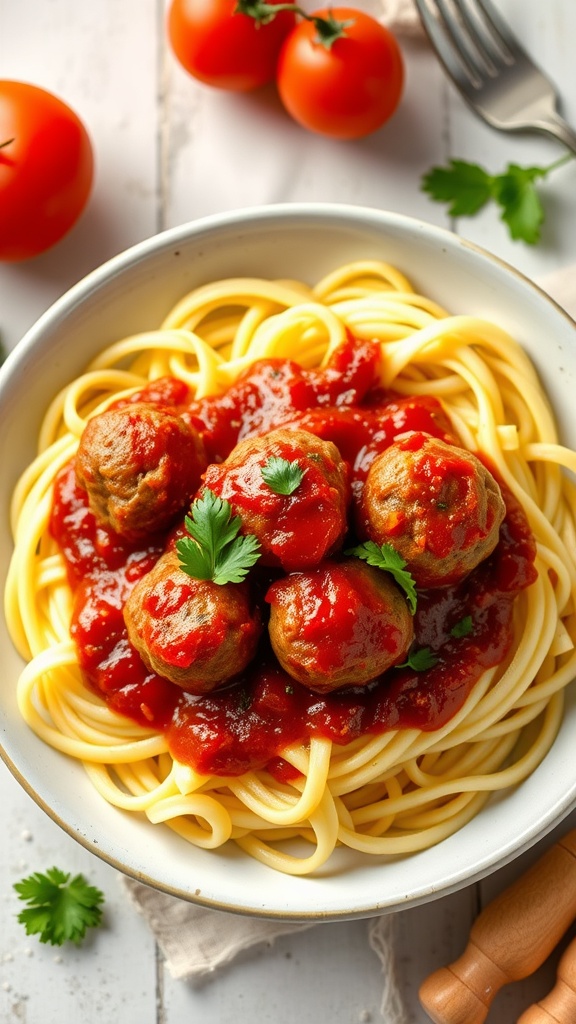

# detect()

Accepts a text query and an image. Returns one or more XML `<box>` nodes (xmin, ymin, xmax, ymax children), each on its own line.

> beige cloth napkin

<box><xmin>122</xmin><ymin>878</ymin><xmax>404</xmax><ymax>1022</ymax></box>
<box><xmin>121</xmin><ymin>265</ymin><xmax>575</xmax><ymax>1015</ymax></box>
<box><xmin>377</xmin><ymin>0</ymin><xmax>422</xmax><ymax>35</ymax></box>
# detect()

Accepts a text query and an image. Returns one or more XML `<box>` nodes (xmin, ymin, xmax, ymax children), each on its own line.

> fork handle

<box><xmin>532</xmin><ymin>111</ymin><xmax>576</xmax><ymax>156</ymax></box>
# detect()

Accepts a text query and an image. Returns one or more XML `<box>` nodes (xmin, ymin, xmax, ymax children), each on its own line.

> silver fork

<box><xmin>414</xmin><ymin>0</ymin><xmax>576</xmax><ymax>154</ymax></box>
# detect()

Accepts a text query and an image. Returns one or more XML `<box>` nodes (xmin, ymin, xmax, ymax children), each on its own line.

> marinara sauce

<box><xmin>49</xmin><ymin>335</ymin><xmax>537</xmax><ymax>779</ymax></box>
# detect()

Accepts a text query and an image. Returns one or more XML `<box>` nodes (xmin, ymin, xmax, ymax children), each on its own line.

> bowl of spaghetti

<box><xmin>2</xmin><ymin>203</ymin><xmax>576</xmax><ymax>920</ymax></box>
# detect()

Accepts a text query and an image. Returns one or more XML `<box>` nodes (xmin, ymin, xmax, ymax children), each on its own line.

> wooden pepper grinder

<box><xmin>418</xmin><ymin>830</ymin><xmax>576</xmax><ymax>1024</ymax></box>
<box><xmin>516</xmin><ymin>935</ymin><xmax>576</xmax><ymax>1023</ymax></box>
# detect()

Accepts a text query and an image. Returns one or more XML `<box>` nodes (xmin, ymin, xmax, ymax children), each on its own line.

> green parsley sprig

<box><xmin>397</xmin><ymin>646</ymin><xmax>439</xmax><ymax>672</ymax></box>
<box><xmin>346</xmin><ymin>540</ymin><xmax>418</xmax><ymax>614</ymax></box>
<box><xmin>450</xmin><ymin>615</ymin><xmax>473</xmax><ymax>639</ymax></box>
<box><xmin>14</xmin><ymin>867</ymin><xmax>105</xmax><ymax>946</ymax></box>
<box><xmin>176</xmin><ymin>489</ymin><xmax>261</xmax><ymax>585</ymax></box>
<box><xmin>421</xmin><ymin>153</ymin><xmax>573</xmax><ymax>245</ymax></box>
<box><xmin>261</xmin><ymin>455</ymin><xmax>306</xmax><ymax>496</ymax></box>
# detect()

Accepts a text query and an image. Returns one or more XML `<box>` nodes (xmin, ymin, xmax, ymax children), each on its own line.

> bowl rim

<box><xmin>2</xmin><ymin>203</ymin><xmax>574</xmax><ymax>379</ymax></box>
<box><xmin>2</xmin><ymin>201</ymin><xmax>576</xmax><ymax>920</ymax></box>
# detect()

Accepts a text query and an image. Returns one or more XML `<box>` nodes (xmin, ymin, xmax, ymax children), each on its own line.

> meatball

<box><xmin>266</xmin><ymin>559</ymin><xmax>414</xmax><ymax>693</ymax></box>
<box><xmin>124</xmin><ymin>550</ymin><xmax>262</xmax><ymax>694</ymax></box>
<box><xmin>359</xmin><ymin>432</ymin><xmax>506</xmax><ymax>587</ymax></box>
<box><xmin>76</xmin><ymin>403</ymin><xmax>206</xmax><ymax>541</ymax></box>
<box><xmin>202</xmin><ymin>428</ymin><xmax>349</xmax><ymax>572</ymax></box>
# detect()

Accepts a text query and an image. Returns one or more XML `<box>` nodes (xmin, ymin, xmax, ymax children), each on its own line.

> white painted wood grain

<box><xmin>1</xmin><ymin>1</ymin><xmax>576</xmax><ymax>1021</ymax></box>
<box><xmin>0</xmin><ymin>763</ymin><xmax>158</xmax><ymax>1024</ymax></box>
<box><xmin>0</xmin><ymin>0</ymin><xmax>160</xmax><ymax>351</ymax></box>
<box><xmin>161</xmin><ymin>33</ymin><xmax>450</xmax><ymax>230</ymax></box>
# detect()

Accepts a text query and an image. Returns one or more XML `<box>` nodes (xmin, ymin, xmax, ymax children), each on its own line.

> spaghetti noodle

<box><xmin>5</xmin><ymin>260</ymin><xmax>576</xmax><ymax>876</ymax></box>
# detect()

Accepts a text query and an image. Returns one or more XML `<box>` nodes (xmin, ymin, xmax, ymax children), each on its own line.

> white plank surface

<box><xmin>1</xmin><ymin>1</ymin><xmax>576</xmax><ymax>1022</ymax></box>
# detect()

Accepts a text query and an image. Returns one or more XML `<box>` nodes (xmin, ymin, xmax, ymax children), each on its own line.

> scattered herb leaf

<box><xmin>421</xmin><ymin>153</ymin><xmax>573</xmax><ymax>245</ymax></box>
<box><xmin>346</xmin><ymin>540</ymin><xmax>417</xmax><ymax>614</ymax></box>
<box><xmin>176</xmin><ymin>489</ymin><xmax>261</xmax><ymax>585</ymax></box>
<box><xmin>237</xmin><ymin>689</ymin><xmax>252</xmax><ymax>712</ymax></box>
<box><xmin>422</xmin><ymin>159</ymin><xmax>494</xmax><ymax>217</ymax></box>
<box><xmin>450</xmin><ymin>615</ymin><xmax>473</xmax><ymax>639</ymax></box>
<box><xmin>397</xmin><ymin>646</ymin><xmax>439</xmax><ymax>672</ymax></box>
<box><xmin>14</xmin><ymin>867</ymin><xmax>105</xmax><ymax>946</ymax></box>
<box><xmin>261</xmin><ymin>455</ymin><xmax>306</xmax><ymax>496</ymax></box>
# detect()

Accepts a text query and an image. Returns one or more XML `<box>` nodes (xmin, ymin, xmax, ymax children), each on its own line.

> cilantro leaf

<box><xmin>450</xmin><ymin>615</ymin><xmax>473</xmax><ymax>639</ymax></box>
<box><xmin>492</xmin><ymin>164</ymin><xmax>545</xmax><ymax>244</ymax></box>
<box><xmin>397</xmin><ymin>646</ymin><xmax>439</xmax><ymax>672</ymax></box>
<box><xmin>176</xmin><ymin>489</ymin><xmax>261</xmax><ymax>585</ymax></box>
<box><xmin>346</xmin><ymin>540</ymin><xmax>417</xmax><ymax>614</ymax></box>
<box><xmin>212</xmin><ymin>532</ymin><xmax>262</xmax><ymax>584</ymax></box>
<box><xmin>421</xmin><ymin>153</ymin><xmax>573</xmax><ymax>245</ymax></box>
<box><xmin>261</xmin><ymin>455</ymin><xmax>306</xmax><ymax>496</ymax></box>
<box><xmin>14</xmin><ymin>867</ymin><xmax>104</xmax><ymax>946</ymax></box>
<box><xmin>421</xmin><ymin>159</ymin><xmax>493</xmax><ymax>217</ymax></box>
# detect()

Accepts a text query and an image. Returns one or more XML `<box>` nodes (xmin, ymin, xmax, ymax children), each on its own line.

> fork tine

<box><xmin>470</xmin><ymin>0</ymin><xmax>527</xmax><ymax>63</ymax></box>
<box><xmin>416</xmin><ymin>0</ymin><xmax>534</xmax><ymax>87</ymax></box>
<box><xmin>414</xmin><ymin>0</ymin><xmax>576</xmax><ymax>153</ymax></box>
<box><xmin>439</xmin><ymin>1</ymin><xmax>505</xmax><ymax>80</ymax></box>
<box><xmin>415</xmin><ymin>0</ymin><xmax>490</xmax><ymax>89</ymax></box>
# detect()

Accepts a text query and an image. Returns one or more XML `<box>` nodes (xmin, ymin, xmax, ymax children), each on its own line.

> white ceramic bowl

<box><xmin>1</xmin><ymin>204</ymin><xmax>575</xmax><ymax>920</ymax></box>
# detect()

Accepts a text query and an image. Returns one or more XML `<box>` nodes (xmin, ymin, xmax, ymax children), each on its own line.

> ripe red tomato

<box><xmin>167</xmin><ymin>0</ymin><xmax>297</xmax><ymax>92</ymax></box>
<box><xmin>276</xmin><ymin>9</ymin><xmax>404</xmax><ymax>139</ymax></box>
<box><xmin>0</xmin><ymin>81</ymin><xmax>93</xmax><ymax>262</ymax></box>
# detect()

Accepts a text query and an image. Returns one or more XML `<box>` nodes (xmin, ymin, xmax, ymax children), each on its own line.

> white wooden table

<box><xmin>1</xmin><ymin>2</ymin><xmax>576</xmax><ymax>1022</ymax></box>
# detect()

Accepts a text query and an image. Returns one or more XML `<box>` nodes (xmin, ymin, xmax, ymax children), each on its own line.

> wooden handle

<box><xmin>418</xmin><ymin>831</ymin><xmax>576</xmax><ymax>1024</ymax></box>
<box><xmin>516</xmin><ymin>935</ymin><xmax>576</xmax><ymax>1023</ymax></box>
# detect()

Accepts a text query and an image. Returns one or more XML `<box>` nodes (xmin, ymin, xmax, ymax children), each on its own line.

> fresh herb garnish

<box><xmin>398</xmin><ymin>646</ymin><xmax>439</xmax><ymax>672</ymax></box>
<box><xmin>176</xmin><ymin>489</ymin><xmax>261</xmax><ymax>585</ymax></box>
<box><xmin>237</xmin><ymin>689</ymin><xmax>252</xmax><ymax>712</ymax></box>
<box><xmin>450</xmin><ymin>615</ymin><xmax>473</xmax><ymax>639</ymax></box>
<box><xmin>261</xmin><ymin>455</ymin><xmax>306</xmax><ymax>496</ymax></box>
<box><xmin>346</xmin><ymin>540</ymin><xmax>417</xmax><ymax>614</ymax></box>
<box><xmin>421</xmin><ymin>154</ymin><xmax>573</xmax><ymax>245</ymax></box>
<box><xmin>14</xmin><ymin>867</ymin><xmax>105</xmax><ymax>946</ymax></box>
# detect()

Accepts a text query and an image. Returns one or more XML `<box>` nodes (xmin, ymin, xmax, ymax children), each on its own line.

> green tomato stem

<box><xmin>234</xmin><ymin>0</ymin><xmax>352</xmax><ymax>48</ymax></box>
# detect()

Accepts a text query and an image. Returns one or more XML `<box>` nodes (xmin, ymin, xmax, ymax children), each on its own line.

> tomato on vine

<box><xmin>275</xmin><ymin>7</ymin><xmax>405</xmax><ymax>139</ymax></box>
<box><xmin>0</xmin><ymin>81</ymin><xmax>93</xmax><ymax>262</ymax></box>
<box><xmin>166</xmin><ymin>0</ymin><xmax>404</xmax><ymax>139</ymax></box>
<box><xmin>167</xmin><ymin>0</ymin><xmax>297</xmax><ymax>91</ymax></box>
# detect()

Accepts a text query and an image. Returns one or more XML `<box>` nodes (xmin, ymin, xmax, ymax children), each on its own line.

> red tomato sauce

<box><xmin>49</xmin><ymin>336</ymin><xmax>538</xmax><ymax>779</ymax></box>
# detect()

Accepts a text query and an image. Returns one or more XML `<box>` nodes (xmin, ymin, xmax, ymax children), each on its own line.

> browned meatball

<box><xmin>124</xmin><ymin>550</ymin><xmax>262</xmax><ymax>694</ymax></box>
<box><xmin>202</xmin><ymin>428</ymin><xmax>349</xmax><ymax>571</ymax></box>
<box><xmin>266</xmin><ymin>559</ymin><xmax>414</xmax><ymax>694</ymax></box>
<box><xmin>76</xmin><ymin>403</ymin><xmax>206</xmax><ymax>541</ymax></box>
<box><xmin>359</xmin><ymin>431</ymin><xmax>506</xmax><ymax>588</ymax></box>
